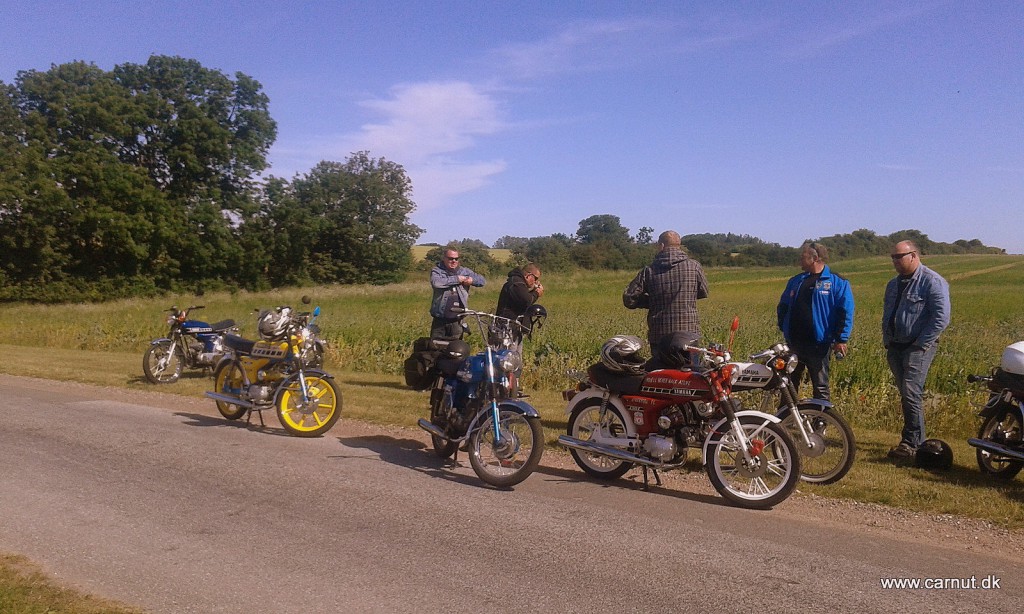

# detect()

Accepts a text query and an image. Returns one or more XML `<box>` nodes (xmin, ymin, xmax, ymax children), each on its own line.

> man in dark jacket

<box><xmin>623</xmin><ymin>230</ymin><xmax>709</xmax><ymax>350</ymax></box>
<box><xmin>496</xmin><ymin>263</ymin><xmax>544</xmax><ymax>322</ymax></box>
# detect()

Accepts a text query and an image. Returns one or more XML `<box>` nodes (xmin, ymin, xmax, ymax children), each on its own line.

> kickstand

<box><xmin>641</xmin><ymin>466</ymin><xmax>662</xmax><ymax>490</ymax></box>
<box><xmin>245</xmin><ymin>408</ymin><xmax>266</xmax><ymax>428</ymax></box>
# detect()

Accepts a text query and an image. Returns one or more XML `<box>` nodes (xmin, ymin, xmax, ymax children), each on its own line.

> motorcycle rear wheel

<box><xmin>976</xmin><ymin>413</ymin><xmax>1024</xmax><ymax>479</ymax></box>
<box><xmin>468</xmin><ymin>410</ymin><xmax>544</xmax><ymax>488</ymax></box>
<box><xmin>429</xmin><ymin>389</ymin><xmax>458</xmax><ymax>459</ymax></box>
<box><xmin>276</xmin><ymin>375</ymin><xmax>342</xmax><ymax>437</ymax></box>
<box><xmin>143</xmin><ymin>341</ymin><xmax>183</xmax><ymax>384</ymax></box>
<box><xmin>566</xmin><ymin>398</ymin><xmax>633</xmax><ymax>480</ymax></box>
<box><xmin>212</xmin><ymin>361</ymin><xmax>248</xmax><ymax>420</ymax></box>
<box><xmin>780</xmin><ymin>407</ymin><xmax>855</xmax><ymax>484</ymax></box>
<box><xmin>705</xmin><ymin>415</ymin><xmax>800</xmax><ymax>510</ymax></box>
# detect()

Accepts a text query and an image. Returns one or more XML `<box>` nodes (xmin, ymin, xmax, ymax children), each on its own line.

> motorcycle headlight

<box><xmin>785</xmin><ymin>354</ymin><xmax>799</xmax><ymax>373</ymax></box>
<box><xmin>498</xmin><ymin>351</ymin><xmax>523</xmax><ymax>374</ymax></box>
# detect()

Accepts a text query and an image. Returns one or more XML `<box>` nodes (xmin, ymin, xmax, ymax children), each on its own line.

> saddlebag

<box><xmin>404</xmin><ymin>337</ymin><xmax>441</xmax><ymax>390</ymax></box>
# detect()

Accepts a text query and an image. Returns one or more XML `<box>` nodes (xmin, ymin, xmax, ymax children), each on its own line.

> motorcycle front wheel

<box><xmin>468</xmin><ymin>409</ymin><xmax>544</xmax><ymax>488</ymax></box>
<box><xmin>212</xmin><ymin>361</ymin><xmax>247</xmax><ymax>420</ymax></box>
<box><xmin>143</xmin><ymin>341</ymin><xmax>183</xmax><ymax>384</ymax></box>
<box><xmin>780</xmin><ymin>407</ymin><xmax>855</xmax><ymax>484</ymax></box>
<box><xmin>276</xmin><ymin>374</ymin><xmax>342</xmax><ymax>437</ymax></box>
<box><xmin>566</xmin><ymin>398</ymin><xmax>633</xmax><ymax>480</ymax></box>
<box><xmin>976</xmin><ymin>413</ymin><xmax>1024</xmax><ymax>479</ymax></box>
<box><xmin>705</xmin><ymin>415</ymin><xmax>801</xmax><ymax>509</ymax></box>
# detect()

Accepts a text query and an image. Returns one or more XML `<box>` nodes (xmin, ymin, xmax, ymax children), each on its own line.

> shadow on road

<box><xmin>336</xmin><ymin>433</ymin><xmax>490</xmax><ymax>489</ymax></box>
<box><xmin>174</xmin><ymin>410</ymin><xmax>294</xmax><ymax>437</ymax></box>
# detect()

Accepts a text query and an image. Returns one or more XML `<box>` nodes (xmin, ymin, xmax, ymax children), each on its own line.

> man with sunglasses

<box><xmin>882</xmin><ymin>240</ymin><xmax>950</xmax><ymax>461</ymax></box>
<box><xmin>429</xmin><ymin>247</ymin><xmax>485</xmax><ymax>339</ymax></box>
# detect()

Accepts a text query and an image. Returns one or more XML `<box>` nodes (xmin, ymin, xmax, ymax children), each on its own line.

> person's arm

<box><xmin>623</xmin><ymin>269</ymin><xmax>649</xmax><ymax>309</ymax></box>
<box><xmin>430</xmin><ymin>268</ymin><xmax>460</xmax><ymax>290</ymax></box>
<box><xmin>915</xmin><ymin>274</ymin><xmax>950</xmax><ymax>349</ymax></box>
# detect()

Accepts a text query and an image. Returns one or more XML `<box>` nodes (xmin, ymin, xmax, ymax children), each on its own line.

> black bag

<box><xmin>404</xmin><ymin>337</ymin><xmax>441</xmax><ymax>390</ymax></box>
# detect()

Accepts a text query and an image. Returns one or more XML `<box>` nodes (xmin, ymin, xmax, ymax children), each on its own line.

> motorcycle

<box><xmin>558</xmin><ymin>319</ymin><xmax>802</xmax><ymax>509</ymax></box>
<box><xmin>732</xmin><ymin>343</ymin><xmax>856</xmax><ymax>484</ymax></box>
<box><xmin>205</xmin><ymin>298</ymin><xmax>341</xmax><ymax>437</ymax></box>
<box><xmin>413</xmin><ymin>306</ymin><xmax>546</xmax><ymax>488</ymax></box>
<box><xmin>966</xmin><ymin>341</ymin><xmax>1024</xmax><ymax>479</ymax></box>
<box><xmin>143</xmin><ymin>305</ymin><xmax>237</xmax><ymax>384</ymax></box>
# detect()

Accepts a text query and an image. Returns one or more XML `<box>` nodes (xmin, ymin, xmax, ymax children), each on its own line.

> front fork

<box><xmin>484</xmin><ymin>345</ymin><xmax>504</xmax><ymax>443</ymax></box>
<box><xmin>721</xmin><ymin>396</ymin><xmax>763</xmax><ymax>465</ymax></box>
<box><xmin>778</xmin><ymin>378</ymin><xmax>814</xmax><ymax>448</ymax></box>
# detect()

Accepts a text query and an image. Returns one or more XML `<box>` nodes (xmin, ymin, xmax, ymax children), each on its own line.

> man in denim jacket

<box><xmin>430</xmin><ymin>247</ymin><xmax>485</xmax><ymax>339</ymax></box>
<box><xmin>882</xmin><ymin>240</ymin><xmax>950</xmax><ymax>460</ymax></box>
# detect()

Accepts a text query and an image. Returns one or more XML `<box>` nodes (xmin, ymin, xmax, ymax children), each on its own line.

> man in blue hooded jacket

<box><xmin>777</xmin><ymin>242</ymin><xmax>854</xmax><ymax>401</ymax></box>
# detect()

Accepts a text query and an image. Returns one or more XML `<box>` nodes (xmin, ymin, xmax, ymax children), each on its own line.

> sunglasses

<box><xmin>891</xmin><ymin>252</ymin><xmax>915</xmax><ymax>260</ymax></box>
<box><xmin>445</xmin><ymin>256</ymin><xmax>460</xmax><ymax>261</ymax></box>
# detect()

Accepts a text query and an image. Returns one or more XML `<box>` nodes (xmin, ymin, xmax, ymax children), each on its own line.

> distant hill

<box><xmin>412</xmin><ymin>245</ymin><xmax>512</xmax><ymax>263</ymax></box>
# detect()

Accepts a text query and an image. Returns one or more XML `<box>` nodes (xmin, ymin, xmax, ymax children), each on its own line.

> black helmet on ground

<box><xmin>915</xmin><ymin>438</ymin><xmax>953</xmax><ymax>470</ymax></box>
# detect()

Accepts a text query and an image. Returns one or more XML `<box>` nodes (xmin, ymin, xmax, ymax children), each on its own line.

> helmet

<box><xmin>600</xmin><ymin>335</ymin><xmax>647</xmax><ymax>375</ymax></box>
<box><xmin>656</xmin><ymin>331</ymin><xmax>700</xmax><ymax>369</ymax></box>
<box><xmin>443</xmin><ymin>339</ymin><xmax>471</xmax><ymax>360</ymax></box>
<box><xmin>915</xmin><ymin>439</ymin><xmax>953</xmax><ymax>470</ymax></box>
<box><xmin>1000</xmin><ymin>341</ymin><xmax>1024</xmax><ymax>375</ymax></box>
<box><xmin>525</xmin><ymin>304</ymin><xmax>547</xmax><ymax>332</ymax></box>
<box><xmin>257</xmin><ymin>307</ymin><xmax>292</xmax><ymax>341</ymax></box>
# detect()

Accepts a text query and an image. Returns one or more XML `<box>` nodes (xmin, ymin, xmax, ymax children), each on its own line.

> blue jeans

<box><xmin>790</xmin><ymin>342</ymin><xmax>832</xmax><ymax>401</ymax></box>
<box><xmin>886</xmin><ymin>343</ymin><xmax>939</xmax><ymax>448</ymax></box>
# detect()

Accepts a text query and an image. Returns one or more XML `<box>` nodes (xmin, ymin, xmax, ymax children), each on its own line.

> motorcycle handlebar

<box><xmin>966</xmin><ymin>374</ymin><xmax>991</xmax><ymax>383</ymax></box>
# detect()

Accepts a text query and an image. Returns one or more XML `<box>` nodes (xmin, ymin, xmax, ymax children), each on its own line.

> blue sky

<box><xmin>2</xmin><ymin>1</ymin><xmax>1022</xmax><ymax>253</ymax></box>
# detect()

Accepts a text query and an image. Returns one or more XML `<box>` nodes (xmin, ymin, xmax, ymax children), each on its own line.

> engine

<box><xmin>643</xmin><ymin>434</ymin><xmax>678</xmax><ymax>461</ymax></box>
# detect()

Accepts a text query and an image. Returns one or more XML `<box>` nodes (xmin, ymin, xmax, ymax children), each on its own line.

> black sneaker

<box><xmin>887</xmin><ymin>442</ymin><xmax>916</xmax><ymax>459</ymax></box>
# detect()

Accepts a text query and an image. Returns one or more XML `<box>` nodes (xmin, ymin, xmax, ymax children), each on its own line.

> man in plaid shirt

<box><xmin>623</xmin><ymin>230</ymin><xmax>709</xmax><ymax>350</ymax></box>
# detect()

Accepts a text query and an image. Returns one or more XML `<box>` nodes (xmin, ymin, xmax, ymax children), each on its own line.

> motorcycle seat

<box><xmin>223</xmin><ymin>334</ymin><xmax>256</xmax><ymax>356</ymax></box>
<box><xmin>209</xmin><ymin>319</ymin><xmax>236</xmax><ymax>332</ymax></box>
<box><xmin>992</xmin><ymin>368</ymin><xmax>1024</xmax><ymax>398</ymax></box>
<box><xmin>587</xmin><ymin>363</ymin><xmax>644</xmax><ymax>395</ymax></box>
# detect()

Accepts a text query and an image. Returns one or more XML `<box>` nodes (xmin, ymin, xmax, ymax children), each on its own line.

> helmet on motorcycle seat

<box><xmin>600</xmin><ymin>335</ymin><xmax>647</xmax><ymax>375</ymax></box>
<box><xmin>915</xmin><ymin>438</ymin><xmax>953</xmax><ymax>471</ymax></box>
<box><xmin>257</xmin><ymin>307</ymin><xmax>291</xmax><ymax>341</ymax></box>
<box><xmin>443</xmin><ymin>339</ymin><xmax>471</xmax><ymax>360</ymax></box>
<box><xmin>656</xmin><ymin>331</ymin><xmax>701</xmax><ymax>369</ymax></box>
<box><xmin>525</xmin><ymin>304</ymin><xmax>547</xmax><ymax>331</ymax></box>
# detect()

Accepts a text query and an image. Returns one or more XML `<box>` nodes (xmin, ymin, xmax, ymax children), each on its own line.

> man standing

<box><xmin>429</xmin><ymin>247</ymin><xmax>485</xmax><ymax>340</ymax></box>
<box><xmin>882</xmin><ymin>240</ymin><xmax>950</xmax><ymax>460</ymax></box>
<box><xmin>623</xmin><ymin>230</ymin><xmax>709</xmax><ymax>350</ymax></box>
<box><xmin>776</xmin><ymin>242</ymin><xmax>854</xmax><ymax>401</ymax></box>
<box><xmin>496</xmin><ymin>263</ymin><xmax>544</xmax><ymax>325</ymax></box>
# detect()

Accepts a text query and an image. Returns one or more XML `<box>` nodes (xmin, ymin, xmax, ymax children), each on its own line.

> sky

<box><xmin>2</xmin><ymin>1</ymin><xmax>1022</xmax><ymax>253</ymax></box>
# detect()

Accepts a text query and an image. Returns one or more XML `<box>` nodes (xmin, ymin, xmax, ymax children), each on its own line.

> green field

<box><xmin>2</xmin><ymin>254</ymin><xmax>1024</xmax><ymax>528</ymax></box>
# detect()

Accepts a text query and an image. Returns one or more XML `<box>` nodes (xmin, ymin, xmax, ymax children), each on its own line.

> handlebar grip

<box><xmin>966</xmin><ymin>374</ymin><xmax>987</xmax><ymax>383</ymax></box>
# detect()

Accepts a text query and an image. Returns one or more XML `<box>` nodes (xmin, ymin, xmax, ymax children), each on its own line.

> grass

<box><xmin>0</xmin><ymin>554</ymin><xmax>143</xmax><ymax>614</ymax></box>
<box><xmin>3</xmin><ymin>254</ymin><xmax>1024</xmax><ymax>610</ymax></box>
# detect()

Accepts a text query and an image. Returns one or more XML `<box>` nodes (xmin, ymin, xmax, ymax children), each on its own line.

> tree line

<box><xmin>0</xmin><ymin>56</ymin><xmax>1004</xmax><ymax>303</ymax></box>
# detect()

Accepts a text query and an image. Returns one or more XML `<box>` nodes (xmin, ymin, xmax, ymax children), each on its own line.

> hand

<box><xmin>833</xmin><ymin>342</ymin><xmax>848</xmax><ymax>356</ymax></box>
<box><xmin>459</xmin><ymin>275</ymin><xmax>473</xmax><ymax>286</ymax></box>
<box><xmin>533</xmin><ymin>283</ymin><xmax>544</xmax><ymax>298</ymax></box>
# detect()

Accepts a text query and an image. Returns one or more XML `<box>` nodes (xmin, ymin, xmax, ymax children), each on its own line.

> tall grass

<box><xmin>3</xmin><ymin>254</ymin><xmax>1023</xmax><ymax>440</ymax></box>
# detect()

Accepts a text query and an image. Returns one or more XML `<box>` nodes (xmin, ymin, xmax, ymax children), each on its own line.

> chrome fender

<box><xmin>563</xmin><ymin>388</ymin><xmax>638</xmax><ymax>439</ymax></box>
<box><xmin>149</xmin><ymin>337</ymin><xmax>173</xmax><ymax>346</ymax></box>
<box><xmin>497</xmin><ymin>398</ymin><xmax>541</xmax><ymax>419</ymax></box>
<box><xmin>702</xmin><ymin>410</ymin><xmax>783</xmax><ymax>465</ymax></box>
<box><xmin>776</xmin><ymin>398</ymin><xmax>835</xmax><ymax>421</ymax></box>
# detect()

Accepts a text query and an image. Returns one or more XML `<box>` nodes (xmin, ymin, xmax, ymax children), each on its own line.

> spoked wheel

<box><xmin>277</xmin><ymin>374</ymin><xmax>342</xmax><ymax>437</ymax></box>
<box><xmin>468</xmin><ymin>409</ymin><xmax>544</xmax><ymax>488</ymax></box>
<box><xmin>705</xmin><ymin>415</ymin><xmax>801</xmax><ymax>509</ymax></box>
<box><xmin>429</xmin><ymin>388</ymin><xmax>458</xmax><ymax>459</ymax></box>
<box><xmin>212</xmin><ymin>361</ymin><xmax>247</xmax><ymax>420</ymax></box>
<box><xmin>143</xmin><ymin>341</ymin><xmax>183</xmax><ymax>384</ymax></box>
<box><xmin>566</xmin><ymin>398</ymin><xmax>633</xmax><ymax>480</ymax></box>
<box><xmin>976</xmin><ymin>413</ymin><xmax>1024</xmax><ymax>479</ymax></box>
<box><xmin>781</xmin><ymin>406</ymin><xmax>856</xmax><ymax>484</ymax></box>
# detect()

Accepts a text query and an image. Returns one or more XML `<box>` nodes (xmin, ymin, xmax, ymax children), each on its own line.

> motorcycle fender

<box><xmin>273</xmin><ymin>369</ymin><xmax>335</xmax><ymax>402</ymax></box>
<box><xmin>496</xmin><ymin>399</ymin><xmax>541</xmax><ymax>419</ymax></box>
<box><xmin>211</xmin><ymin>355</ymin><xmax>235</xmax><ymax>375</ymax></box>
<box><xmin>563</xmin><ymin>388</ymin><xmax>638</xmax><ymax>438</ymax></box>
<box><xmin>776</xmin><ymin>398</ymin><xmax>834</xmax><ymax>421</ymax></box>
<box><xmin>149</xmin><ymin>337</ymin><xmax>173</xmax><ymax>346</ymax></box>
<box><xmin>978</xmin><ymin>393</ymin><xmax>1020</xmax><ymax>419</ymax></box>
<box><xmin>701</xmin><ymin>410</ymin><xmax>782</xmax><ymax>465</ymax></box>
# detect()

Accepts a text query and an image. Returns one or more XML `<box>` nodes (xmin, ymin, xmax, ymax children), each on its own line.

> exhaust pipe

<box><xmin>205</xmin><ymin>392</ymin><xmax>255</xmax><ymax>409</ymax></box>
<box><xmin>417</xmin><ymin>418</ymin><xmax>449</xmax><ymax>441</ymax></box>
<box><xmin>558</xmin><ymin>435</ymin><xmax>666</xmax><ymax>468</ymax></box>
<box><xmin>968</xmin><ymin>438</ymin><xmax>1024</xmax><ymax>462</ymax></box>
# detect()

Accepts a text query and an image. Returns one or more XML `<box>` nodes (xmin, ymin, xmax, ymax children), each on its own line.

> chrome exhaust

<box><xmin>558</xmin><ymin>435</ymin><xmax>670</xmax><ymax>468</ymax></box>
<box><xmin>968</xmin><ymin>438</ymin><xmax>1024</xmax><ymax>462</ymax></box>
<box><xmin>205</xmin><ymin>392</ymin><xmax>255</xmax><ymax>409</ymax></box>
<box><xmin>417</xmin><ymin>418</ymin><xmax>449</xmax><ymax>441</ymax></box>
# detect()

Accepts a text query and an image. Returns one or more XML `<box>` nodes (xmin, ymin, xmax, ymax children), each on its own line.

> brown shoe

<box><xmin>887</xmin><ymin>442</ymin><xmax>916</xmax><ymax>459</ymax></box>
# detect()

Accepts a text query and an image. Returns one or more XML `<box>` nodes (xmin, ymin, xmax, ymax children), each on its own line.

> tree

<box><xmin>269</xmin><ymin>153</ymin><xmax>423</xmax><ymax>285</ymax></box>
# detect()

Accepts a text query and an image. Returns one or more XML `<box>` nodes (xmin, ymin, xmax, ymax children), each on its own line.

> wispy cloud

<box><xmin>787</xmin><ymin>3</ymin><xmax>941</xmax><ymax>58</ymax></box>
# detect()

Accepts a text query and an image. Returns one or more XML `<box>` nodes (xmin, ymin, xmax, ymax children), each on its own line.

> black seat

<box><xmin>209</xmin><ymin>319</ymin><xmax>236</xmax><ymax>332</ymax></box>
<box><xmin>587</xmin><ymin>363</ymin><xmax>644</xmax><ymax>395</ymax></box>
<box><xmin>223</xmin><ymin>334</ymin><xmax>255</xmax><ymax>356</ymax></box>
